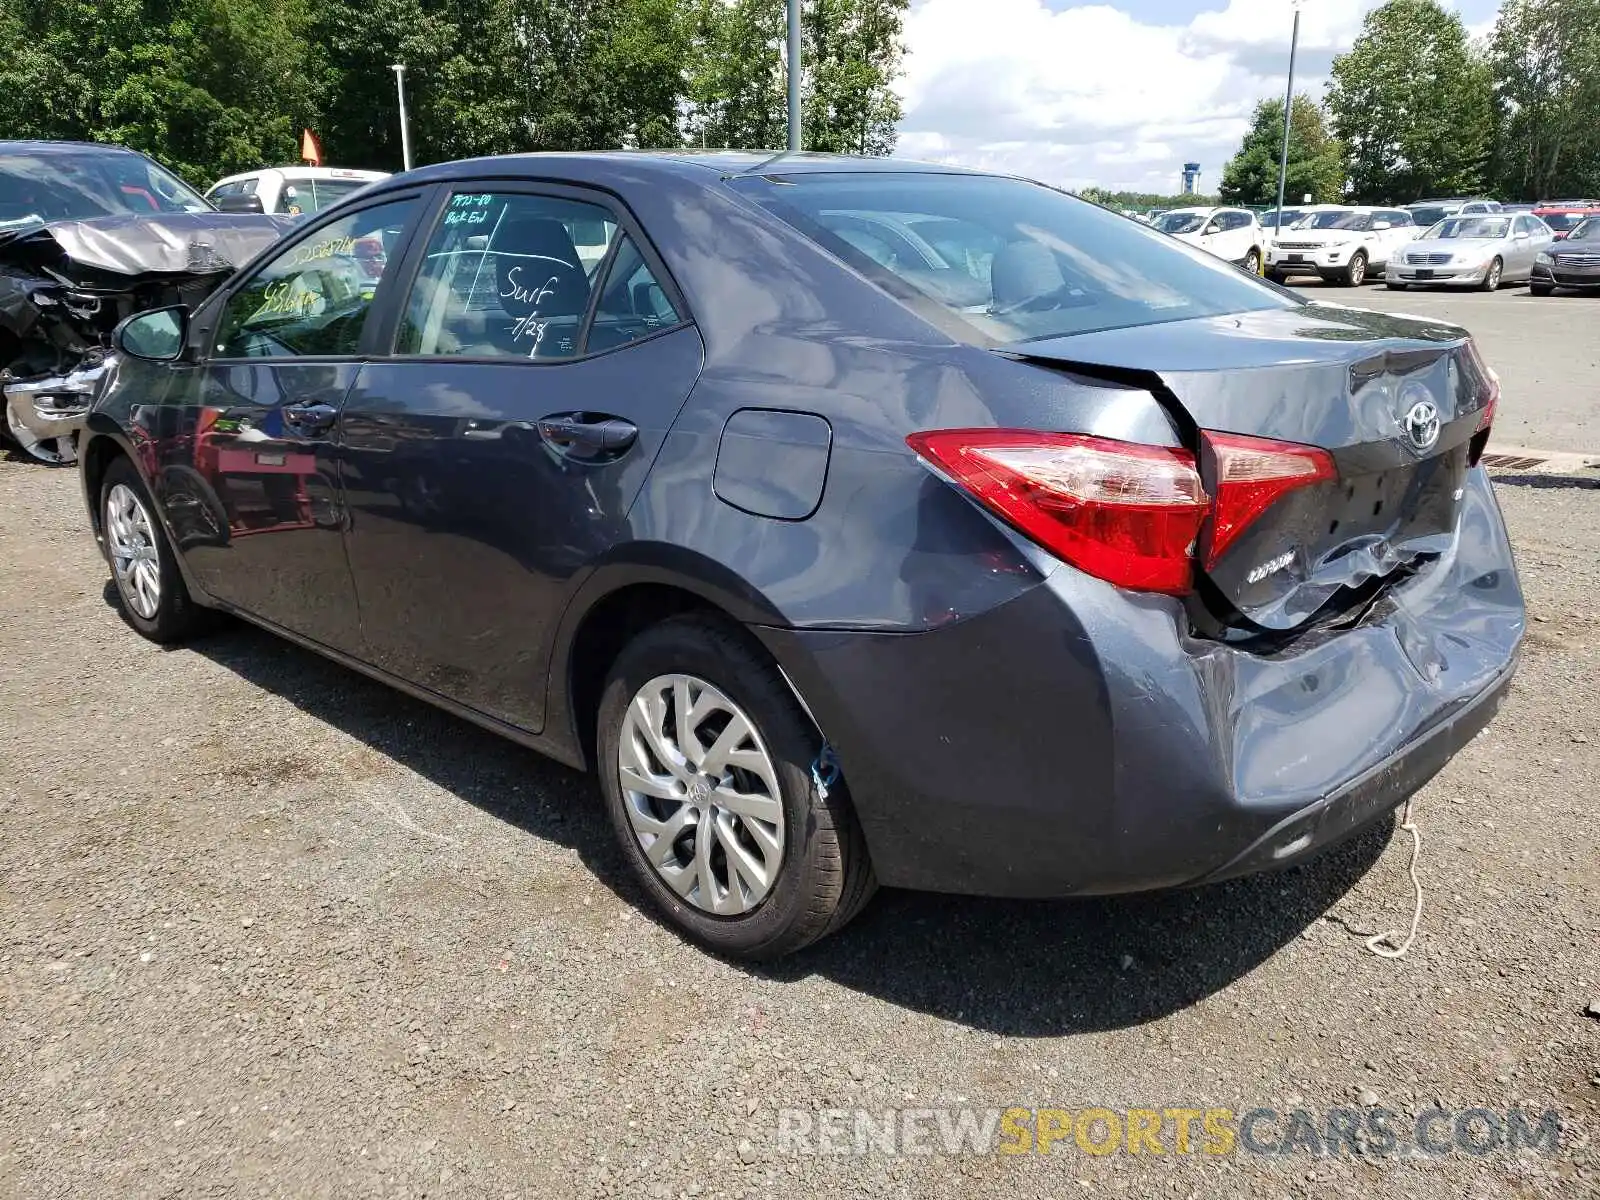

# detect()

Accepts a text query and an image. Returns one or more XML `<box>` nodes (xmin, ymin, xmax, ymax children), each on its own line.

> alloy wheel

<box><xmin>1485</xmin><ymin>259</ymin><xmax>1502</xmax><ymax>290</ymax></box>
<box><xmin>1348</xmin><ymin>253</ymin><xmax>1366</xmax><ymax>286</ymax></box>
<box><xmin>618</xmin><ymin>673</ymin><xmax>785</xmax><ymax>916</ymax></box>
<box><xmin>105</xmin><ymin>483</ymin><xmax>162</xmax><ymax>619</ymax></box>
<box><xmin>4</xmin><ymin>405</ymin><xmax>77</xmax><ymax>465</ymax></box>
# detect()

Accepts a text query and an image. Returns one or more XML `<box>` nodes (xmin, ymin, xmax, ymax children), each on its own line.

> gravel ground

<box><xmin>2</xmin><ymin>333</ymin><xmax>1598</xmax><ymax>1197</ymax></box>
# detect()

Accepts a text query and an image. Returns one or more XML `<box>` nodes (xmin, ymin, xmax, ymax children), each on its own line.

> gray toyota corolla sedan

<box><xmin>79</xmin><ymin>153</ymin><xmax>1523</xmax><ymax>959</ymax></box>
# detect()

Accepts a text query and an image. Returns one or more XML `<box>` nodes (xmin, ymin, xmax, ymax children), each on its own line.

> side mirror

<box><xmin>1201</xmin><ymin>222</ymin><xmax>1220</xmax><ymax>236</ymax></box>
<box><xmin>213</xmin><ymin>192</ymin><xmax>265</xmax><ymax>214</ymax></box>
<box><xmin>116</xmin><ymin>306</ymin><xmax>189</xmax><ymax>362</ymax></box>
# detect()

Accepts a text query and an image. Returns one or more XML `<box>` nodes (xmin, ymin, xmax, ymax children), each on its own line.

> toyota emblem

<box><xmin>1403</xmin><ymin>399</ymin><xmax>1441</xmax><ymax>453</ymax></box>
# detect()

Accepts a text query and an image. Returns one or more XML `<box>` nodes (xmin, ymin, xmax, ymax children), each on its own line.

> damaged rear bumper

<box><xmin>758</xmin><ymin>467</ymin><xmax>1524</xmax><ymax>898</ymax></box>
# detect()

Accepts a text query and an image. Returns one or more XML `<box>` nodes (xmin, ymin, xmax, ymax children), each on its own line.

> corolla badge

<box><xmin>1402</xmin><ymin>398</ymin><xmax>1441</xmax><ymax>452</ymax></box>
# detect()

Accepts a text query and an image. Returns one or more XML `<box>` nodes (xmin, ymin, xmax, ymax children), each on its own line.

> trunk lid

<box><xmin>1000</xmin><ymin>303</ymin><xmax>1496</xmax><ymax>630</ymax></box>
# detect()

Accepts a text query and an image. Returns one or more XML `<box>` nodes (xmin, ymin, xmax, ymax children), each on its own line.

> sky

<box><xmin>893</xmin><ymin>0</ymin><xmax>1502</xmax><ymax>193</ymax></box>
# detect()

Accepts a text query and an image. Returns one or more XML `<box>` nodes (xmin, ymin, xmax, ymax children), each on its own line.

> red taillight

<box><xmin>907</xmin><ymin>427</ymin><xmax>1337</xmax><ymax>594</ymax></box>
<box><xmin>906</xmin><ymin>430</ymin><xmax>1209</xmax><ymax>594</ymax></box>
<box><xmin>1201</xmin><ymin>432</ymin><xmax>1335</xmax><ymax>568</ymax></box>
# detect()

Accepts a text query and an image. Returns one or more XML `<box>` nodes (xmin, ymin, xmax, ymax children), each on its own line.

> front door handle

<box><xmin>537</xmin><ymin>413</ymin><xmax>638</xmax><ymax>455</ymax></box>
<box><xmin>282</xmin><ymin>400</ymin><xmax>339</xmax><ymax>436</ymax></box>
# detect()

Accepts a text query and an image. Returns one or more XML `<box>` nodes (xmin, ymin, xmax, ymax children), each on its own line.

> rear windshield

<box><xmin>1262</xmin><ymin>209</ymin><xmax>1305</xmax><ymax>228</ymax></box>
<box><xmin>732</xmin><ymin>172</ymin><xmax>1294</xmax><ymax>344</ymax></box>
<box><xmin>0</xmin><ymin>149</ymin><xmax>211</xmax><ymax>229</ymax></box>
<box><xmin>1427</xmin><ymin>217</ymin><xmax>1510</xmax><ymax>239</ymax></box>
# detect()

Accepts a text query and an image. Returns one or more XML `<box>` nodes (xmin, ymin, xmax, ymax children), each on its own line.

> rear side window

<box><xmin>397</xmin><ymin>191</ymin><xmax>619</xmax><ymax>360</ymax></box>
<box><xmin>735</xmin><ymin>172</ymin><xmax>1295</xmax><ymax>344</ymax></box>
<box><xmin>584</xmin><ymin>236</ymin><xmax>681</xmax><ymax>354</ymax></box>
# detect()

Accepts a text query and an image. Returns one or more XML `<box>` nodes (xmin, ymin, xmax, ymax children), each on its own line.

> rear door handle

<box><xmin>282</xmin><ymin>400</ymin><xmax>339</xmax><ymax>436</ymax></box>
<box><xmin>537</xmin><ymin>413</ymin><xmax>638</xmax><ymax>455</ymax></box>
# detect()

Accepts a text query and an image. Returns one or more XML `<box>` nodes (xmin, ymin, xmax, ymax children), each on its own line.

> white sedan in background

<box><xmin>1266</xmin><ymin>205</ymin><xmax>1419</xmax><ymax>285</ymax></box>
<box><xmin>1388</xmin><ymin>213</ymin><xmax>1555</xmax><ymax>290</ymax></box>
<box><xmin>1151</xmin><ymin>207</ymin><xmax>1266</xmax><ymax>274</ymax></box>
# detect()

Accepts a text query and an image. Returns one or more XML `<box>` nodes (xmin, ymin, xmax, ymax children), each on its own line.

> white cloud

<box><xmin>895</xmin><ymin>0</ymin><xmax>1495</xmax><ymax>193</ymax></box>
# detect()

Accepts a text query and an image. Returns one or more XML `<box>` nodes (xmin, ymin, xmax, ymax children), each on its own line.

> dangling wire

<box><xmin>1365</xmin><ymin>797</ymin><xmax>1425</xmax><ymax>958</ymax></box>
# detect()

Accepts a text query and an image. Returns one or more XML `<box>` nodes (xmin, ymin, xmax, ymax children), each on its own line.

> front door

<box><xmin>338</xmin><ymin>186</ymin><xmax>704</xmax><ymax>731</ymax></box>
<box><xmin>161</xmin><ymin>195</ymin><xmax>422</xmax><ymax>652</ymax></box>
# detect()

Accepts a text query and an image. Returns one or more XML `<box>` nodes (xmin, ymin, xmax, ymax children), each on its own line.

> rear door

<box><xmin>166</xmin><ymin>192</ymin><xmax>424</xmax><ymax>653</ymax></box>
<box><xmin>337</xmin><ymin>183</ymin><xmax>704</xmax><ymax>731</ymax></box>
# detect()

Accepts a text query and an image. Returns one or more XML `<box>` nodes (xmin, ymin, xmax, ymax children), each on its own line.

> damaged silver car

<box><xmin>1</xmin><ymin>140</ymin><xmax>291</xmax><ymax>464</ymax></box>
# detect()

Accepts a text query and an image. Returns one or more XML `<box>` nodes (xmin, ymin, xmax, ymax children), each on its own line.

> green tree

<box><xmin>1489</xmin><ymin>0</ymin><xmax>1600</xmax><ymax>200</ymax></box>
<box><xmin>685</xmin><ymin>0</ymin><xmax>905</xmax><ymax>152</ymax></box>
<box><xmin>1219</xmin><ymin>94</ymin><xmax>1343</xmax><ymax>206</ymax></box>
<box><xmin>802</xmin><ymin>0</ymin><xmax>907</xmax><ymax>155</ymax></box>
<box><xmin>1326</xmin><ymin>0</ymin><xmax>1494</xmax><ymax>202</ymax></box>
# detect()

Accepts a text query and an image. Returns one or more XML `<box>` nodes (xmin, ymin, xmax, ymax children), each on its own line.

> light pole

<box><xmin>787</xmin><ymin>0</ymin><xmax>802</xmax><ymax>152</ymax></box>
<box><xmin>391</xmin><ymin>63</ymin><xmax>413</xmax><ymax>172</ymax></box>
<box><xmin>1273</xmin><ymin>1</ymin><xmax>1302</xmax><ymax>233</ymax></box>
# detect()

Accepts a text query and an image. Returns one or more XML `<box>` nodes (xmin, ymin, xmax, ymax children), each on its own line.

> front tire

<box><xmin>1386</xmin><ymin>281</ymin><xmax>1409</xmax><ymax>290</ymax></box>
<box><xmin>596</xmin><ymin>614</ymin><xmax>875</xmax><ymax>959</ymax></box>
<box><xmin>1342</xmin><ymin>250</ymin><xmax>1368</xmax><ymax>287</ymax></box>
<box><xmin>100</xmin><ymin>456</ymin><xmax>214</xmax><ymax>644</ymax></box>
<box><xmin>1480</xmin><ymin>257</ymin><xmax>1503</xmax><ymax>291</ymax></box>
<box><xmin>1243</xmin><ymin>248</ymin><xmax>1261</xmax><ymax>275</ymax></box>
<box><xmin>1530</xmin><ymin>282</ymin><xmax>1553</xmax><ymax>297</ymax></box>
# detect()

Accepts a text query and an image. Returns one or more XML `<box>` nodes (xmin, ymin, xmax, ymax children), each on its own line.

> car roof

<box><xmin>0</xmin><ymin>139</ymin><xmax>145</xmax><ymax>158</ymax></box>
<box><xmin>210</xmin><ymin>166</ymin><xmax>390</xmax><ymax>185</ymax></box>
<box><xmin>390</xmin><ymin>150</ymin><xmax>990</xmax><ymax>190</ymax></box>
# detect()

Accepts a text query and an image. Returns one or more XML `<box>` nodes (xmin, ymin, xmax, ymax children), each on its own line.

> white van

<box><xmin>205</xmin><ymin>167</ymin><xmax>390</xmax><ymax>217</ymax></box>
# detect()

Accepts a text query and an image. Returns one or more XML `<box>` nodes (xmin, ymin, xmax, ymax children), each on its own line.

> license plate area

<box><xmin>1288</xmin><ymin>254</ymin><xmax>1305</xmax><ymax>263</ymax></box>
<box><xmin>1415</xmin><ymin>269</ymin><xmax>1434</xmax><ymax>279</ymax></box>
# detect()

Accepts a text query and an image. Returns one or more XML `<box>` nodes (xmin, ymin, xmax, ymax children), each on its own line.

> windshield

<box><xmin>1152</xmin><ymin>212</ymin><xmax>1207</xmax><ymax>235</ymax></box>
<box><xmin>279</xmin><ymin>178</ymin><xmax>375</xmax><ymax>216</ymax></box>
<box><xmin>1539</xmin><ymin>212</ymin><xmax>1590</xmax><ymax>232</ymax></box>
<box><xmin>1407</xmin><ymin>205</ymin><xmax>1452</xmax><ymax>227</ymax></box>
<box><xmin>0</xmin><ymin>149</ymin><xmax>211</xmax><ymax>230</ymax></box>
<box><xmin>1300</xmin><ymin>211</ymin><xmax>1372</xmax><ymax>231</ymax></box>
<box><xmin>1427</xmin><ymin>217</ymin><xmax>1510</xmax><ymax>240</ymax></box>
<box><xmin>734</xmin><ymin>172</ymin><xmax>1296</xmax><ymax>344</ymax></box>
<box><xmin>1262</xmin><ymin>209</ymin><xmax>1305</xmax><ymax>229</ymax></box>
<box><xmin>1567</xmin><ymin>216</ymin><xmax>1600</xmax><ymax>241</ymax></box>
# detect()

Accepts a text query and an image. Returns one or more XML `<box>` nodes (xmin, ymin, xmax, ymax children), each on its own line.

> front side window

<box><xmin>214</xmin><ymin>198</ymin><xmax>417</xmax><ymax>359</ymax></box>
<box><xmin>737</xmin><ymin>173</ymin><xmax>1295</xmax><ymax>345</ymax></box>
<box><xmin>398</xmin><ymin>192</ymin><xmax>619</xmax><ymax>360</ymax></box>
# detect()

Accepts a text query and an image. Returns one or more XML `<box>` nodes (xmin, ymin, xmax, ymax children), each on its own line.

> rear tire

<box><xmin>596</xmin><ymin>614</ymin><xmax>876</xmax><ymax>960</ymax></box>
<box><xmin>1480</xmin><ymin>257</ymin><xmax>1503</xmax><ymax>291</ymax></box>
<box><xmin>100</xmin><ymin>456</ymin><xmax>215</xmax><ymax>644</ymax></box>
<box><xmin>1243</xmin><ymin>248</ymin><xmax>1261</xmax><ymax>275</ymax></box>
<box><xmin>1342</xmin><ymin>250</ymin><xmax>1368</xmax><ymax>287</ymax></box>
